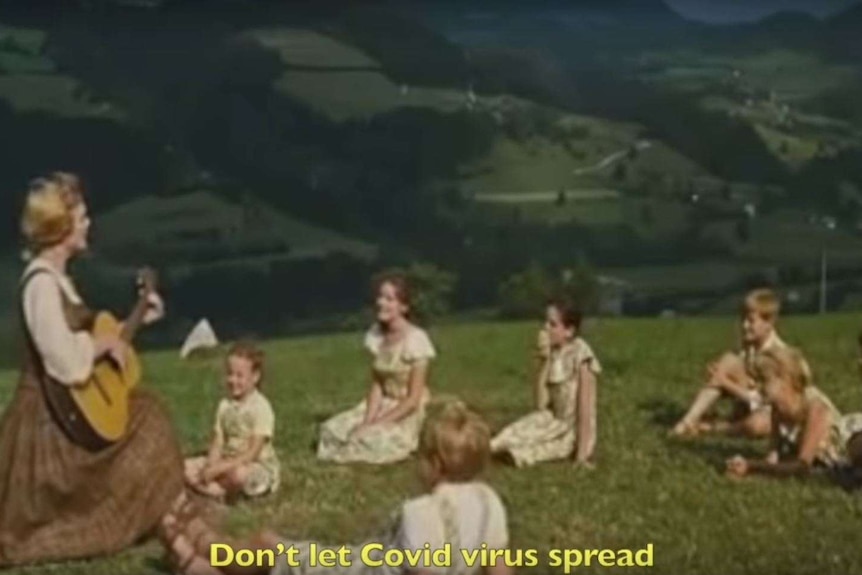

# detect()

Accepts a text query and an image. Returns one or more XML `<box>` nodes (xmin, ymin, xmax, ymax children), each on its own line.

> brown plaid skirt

<box><xmin>0</xmin><ymin>381</ymin><xmax>185</xmax><ymax>567</ymax></box>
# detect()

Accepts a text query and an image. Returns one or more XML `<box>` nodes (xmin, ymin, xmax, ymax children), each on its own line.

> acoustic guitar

<box><xmin>42</xmin><ymin>268</ymin><xmax>159</xmax><ymax>451</ymax></box>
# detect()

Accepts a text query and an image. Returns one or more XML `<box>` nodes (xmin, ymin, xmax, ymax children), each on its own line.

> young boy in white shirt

<box><xmin>221</xmin><ymin>402</ymin><xmax>512</xmax><ymax>575</ymax></box>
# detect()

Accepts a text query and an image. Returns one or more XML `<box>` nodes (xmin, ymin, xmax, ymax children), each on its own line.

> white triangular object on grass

<box><xmin>180</xmin><ymin>318</ymin><xmax>219</xmax><ymax>359</ymax></box>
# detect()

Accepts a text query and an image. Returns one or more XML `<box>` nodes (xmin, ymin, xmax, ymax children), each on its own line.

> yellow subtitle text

<box><xmin>210</xmin><ymin>542</ymin><xmax>654</xmax><ymax>572</ymax></box>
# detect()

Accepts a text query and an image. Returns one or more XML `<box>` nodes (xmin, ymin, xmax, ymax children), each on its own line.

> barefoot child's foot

<box><xmin>189</xmin><ymin>480</ymin><xmax>227</xmax><ymax>504</ymax></box>
<box><xmin>697</xmin><ymin>420</ymin><xmax>731</xmax><ymax>435</ymax></box>
<box><xmin>669</xmin><ymin>421</ymin><xmax>698</xmax><ymax>438</ymax></box>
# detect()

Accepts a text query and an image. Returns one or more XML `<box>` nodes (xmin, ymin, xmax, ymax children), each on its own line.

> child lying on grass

<box><xmin>725</xmin><ymin>346</ymin><xmax>862</xmax><ymax>480</ymax></box>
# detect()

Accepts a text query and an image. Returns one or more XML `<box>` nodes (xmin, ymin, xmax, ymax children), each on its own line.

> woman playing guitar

<box><xmin>0</xmin><ymin>173</ymin><xmax>226</xmax><ymax>574</ymax></box>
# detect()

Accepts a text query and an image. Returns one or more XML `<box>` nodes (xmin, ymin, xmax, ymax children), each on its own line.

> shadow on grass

<box><xmin>670</xmin><ymin>438</ymin><xmax>764</xmax><ymax>468</ymax></box>
<box><xmin>311</xmin><ymin>411</ymin><xmax>333</xmax><ymax>424</ymax></box>
<box><xmin>638</xmin><ymin>396</ymin><xmax>686</xmax><ymax>427</ymax></box>
<box><xmin>639</xmin><ymin>396</ymin><xmax>768</xmax><ymax>470</ymax></box>
<box><xmin>143</xmin><ymin>556</ymin><xmax>168</xmax><ymax>574</ymax></box>
<box><xmin>830</xmin><ymin>467</ymin><xmax>862</xmax><ymax>492</ymax></box>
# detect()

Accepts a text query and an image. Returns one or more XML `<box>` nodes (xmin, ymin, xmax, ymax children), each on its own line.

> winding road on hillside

<box><xmin>572</xmin><ymin>139</ymin><xmax>652</xmax><ymax>176</ymax></box>
<box><xmin>471</xmin><ymin>140</ymin><xmax>651</xmax><ymax>203</ymax></box>
<box><xmin>474</xmin><ymin>189</ymin><xmax>620</xmax><ymax>203</ymax></box>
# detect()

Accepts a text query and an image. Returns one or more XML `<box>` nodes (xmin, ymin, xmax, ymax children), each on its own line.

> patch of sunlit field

<box><xmin>2</xmin><ymin>315</ymin><xmax>862</xmax><ymax>574</ymax></box>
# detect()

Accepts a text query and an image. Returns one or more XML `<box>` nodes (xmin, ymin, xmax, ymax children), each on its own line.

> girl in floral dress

<box><xmin>726</xmin><ymin>346</ymin><xmax>862</xmax><ymax>480</ymax></box>
<box><xmin>317</xmin><ymin>274</ymin><xmax>436</xmax><ymax>465</ymax></box>
<box><xmin>491</xmin><ymin>299</ymin><xmax>601</xmax><ymax>468</ymax></box>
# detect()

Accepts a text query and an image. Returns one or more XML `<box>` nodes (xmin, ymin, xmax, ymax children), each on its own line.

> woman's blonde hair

<box><xmin>20</xmin><ymin>172</ymin><xmax>85</xmax><ymax>253</ymax></box>
<box><xmin>752</xmin><ymin>346</ymin><xmax>811</xmax><ymax>393</ymax></box>
<box><xmin>419</xmin><ymin>400</ymin><xmax>491</xmax><ymax>482</ymax></box>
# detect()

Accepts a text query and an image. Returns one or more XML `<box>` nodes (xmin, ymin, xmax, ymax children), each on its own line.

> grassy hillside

<box><xmin>244</xmin><ymin>27</ymin><xmax>468</xmax><ymax>122</ymax></box>
<box><xmin>637</xmin><ymin>48</ymin><xmax>862</xmax><ymax>169</ymax></box>
<box><xmin>1</xmin><ymin>316</ymin><xmax>862</xmax><ymax>574</ymax></box>
<box><xmin>245</xmin><ymin>26</ymin><xmax>709</xmax><ymax>201</ymax></box>
<box><xmin>0</xmin><ymin>24</ymin><xmax>118</xmax><ymax>119</ymax></box>
<box><xmin>2</xmin><ymin>7</ymin><xmax>862</xmax><ymax>318</ymax></box>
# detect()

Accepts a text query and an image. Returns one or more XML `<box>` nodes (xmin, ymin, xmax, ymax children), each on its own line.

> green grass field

<box><xmin>459</xmin><ymin>120</ymin><xmax>642</xmax><ymax>196</ymax></box>
<box><xmin>2</xmin><ymin>316</ymin><xmax>862</xmax><ymax>574</ymax></box>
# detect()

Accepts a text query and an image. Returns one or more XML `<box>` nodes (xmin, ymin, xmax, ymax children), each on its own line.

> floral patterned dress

<box><xmin>491</xmin><ymin>336</ymin><xmax>601</xmax><ymax>467</ymax></box>
<box><xmin>185</xmin><ymin>389</ymin><xmax>280</xmax><ymax>497</ymax></box>
<box><xmin>317</xmin><ymin>325</ymin><xmax>436</xmax><ymax>464</ymax></box>
<box><xmin>776</xmin><ymin>386</ymin><xmax>862</xmax><ymax>468</ymax></box>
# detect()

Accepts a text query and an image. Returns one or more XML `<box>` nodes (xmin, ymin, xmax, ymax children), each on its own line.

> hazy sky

<box><xmin>665</xmin><ymin>0</ymin><xmax>859</xmax><ymax>23</ymax></box>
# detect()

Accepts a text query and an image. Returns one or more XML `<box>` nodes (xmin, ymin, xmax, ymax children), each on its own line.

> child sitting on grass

<box><xmin>220</xmin><ymin>401</ymin><xmax>513</xmax><ymax>575</ymax></box>
<box><xmin>671</xmin><ymin>288</ymin><xmax>799</xmax><ymax>438</ymax></box>
<box><xmin>185</xmin><ymin>341</ymin><xmax>280</xmax><ymax>502</ymax></box>
<box><xmin>726</xmin><ymin>346</ymin><xmax>862</xmax><ymax>480</ymax></box>
<box><xmin>491</xmin><ymin>298</ymin><xmax>601</xmax><ymax>468</ymax></box>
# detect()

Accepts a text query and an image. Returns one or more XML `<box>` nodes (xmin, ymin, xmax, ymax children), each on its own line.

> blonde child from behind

<box><xmin>218</xmin><ymin>401</ymin><xmax>513</xmax><ymax>575</ymax></box>
<box><xmin>185</xmin><ymin>341</ymin><xmax>280</xmax><ymax>501</ymax></box>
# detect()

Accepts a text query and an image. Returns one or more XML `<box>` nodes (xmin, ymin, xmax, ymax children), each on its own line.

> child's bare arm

<box><xmin>534</xmin><ymin>358</ymin><xmax>550</xmax><ymax>410</ymax></box>
<box><xmin>234</xmin><ymin>435</ymin><xmax>267</xmax><ymax>466</ymax></box>
<box><xmin>205</xmin><ymin>429</ymin><xmax>224</xmax><ymax>466</ymax></box>
<box><xmin>732</xmin><ymin>402</ymin><xmax>831</xmax><ymax>478</ymax></box>
<box><xmin>707</xmin><ymin>352</ymin><xmax>747</xmax><ymax>387</ymax></box>
<box><xmin>717</xmin><ymin>379</ymin><xmax>758</xmax><ymax>403</ymax></box>
<box><xmin>363</xmin><ymin>372</ymin><xmax>385</xmax><ymax>424</ymax></box>
<box><xmin>205</xmin><ymin>436</ymin><xmax>267</xmax><ymax>479</ymax></box>
<box><xmin>574</xmin><ymin>363</ymin><xmax>597</xmax><ymax>463</ymax></box>
<box><xmin>199</xmin><ymin>417</ymin><xmax>225</xmax><ymax>483</ymax></box>
<box><xmin>376</xmin><ymin>360</ymin><xmax>429</xmax><ymax>425</ymax></box>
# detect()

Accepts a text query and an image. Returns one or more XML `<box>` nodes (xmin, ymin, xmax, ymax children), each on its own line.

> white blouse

<box><xmin>397</xmin><ymin>482</ymin><xmax>509</xmax><ymax>574</ymax></box>
<box><xmin>21</xmin><ymin>258</ymin><xmax>95</xmax><ymax>386</ymax></box>
<box><xmin>363</xmin><ymin>324</ymin><xmax>437</xmax><ymax>362</ymax></box>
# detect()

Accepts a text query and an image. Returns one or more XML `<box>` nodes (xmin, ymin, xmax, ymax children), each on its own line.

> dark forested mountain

<box><xmin>0</xmin><ymin>0</ymin><xmax>861</xmax><ymax>329</ymax></box>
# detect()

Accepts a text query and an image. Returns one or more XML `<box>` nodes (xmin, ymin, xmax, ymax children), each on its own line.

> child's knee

<box><xmin>704</xmin><ymin>353</ymin><xmax>745</xmax><ymax>389</ymax></box>
<box><xmin>715</xmin><ymin>352</ymin><xmax>744</xmax><ymax>374</ymax></box>
<box><xmin>743</xmin><ymin>412</ymin><xmax>771</xmax><ymax>437</ymax></box>
<box><xmin>224</xmin><ymin>466</ymin><xmax>251</xmax><ymax>490</ymax></box>
<box><xmin>184</xmin><ymin>459</ymin><xmax>203</xmax><ymax>482</ymax></box>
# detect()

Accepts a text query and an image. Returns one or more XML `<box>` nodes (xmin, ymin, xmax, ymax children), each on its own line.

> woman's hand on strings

<box><xmin>95</xmin><ymin>335</ymin><xmax>127</xmax><ymax>370</ymax></box>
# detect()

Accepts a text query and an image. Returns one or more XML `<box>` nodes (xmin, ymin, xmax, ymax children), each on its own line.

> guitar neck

<box><xmin>120</xmin><ymin>293</ymin><xmax>149</xmax><ymax>343</ymax></box>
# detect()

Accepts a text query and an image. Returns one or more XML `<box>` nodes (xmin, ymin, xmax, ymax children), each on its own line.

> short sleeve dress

<box><xmin>491</xmin><ymin>336</ymin><xmax>601</xmax><ymax>467</ymax></box>
<box><xmin>186</xmin><ymin>389</ymin><xmax>281</xmax><ymax>497</ymax></box>
<box><xmin>776</xmin><ymin>386</ymin><xmax>862</xmax><ymax>469</ymax></box>
<box><xmin>316</xmin><ymin>324</ymin><xmax>436</xmax><ymax>464</ymax></box>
